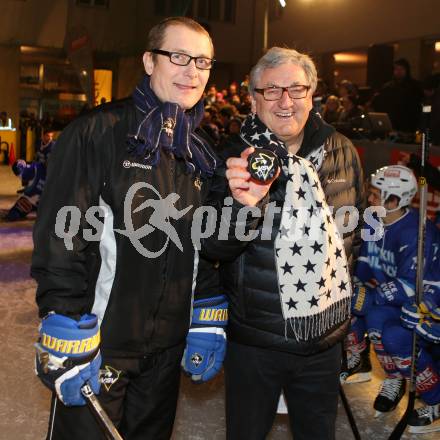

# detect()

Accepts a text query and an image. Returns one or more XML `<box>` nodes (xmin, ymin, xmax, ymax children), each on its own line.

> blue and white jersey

<box><xmin>355</xmin><ymin>209</ymin><xmax>439</xmax><ymax>306</ymax></box>
<box><xmin>22</xmin><ymin>162</ymin><xmax>47</xmax><ymax>199</ymax></box>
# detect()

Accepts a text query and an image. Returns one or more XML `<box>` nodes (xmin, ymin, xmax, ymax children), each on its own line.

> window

<box><xmin>154</xmin><ymin>0</ymin><xmax>166</xmax><ymax>15</ymax></box>
<box><xmin>156</xmin><ymin>0</ymin><xmax>235</xmax><ymax>23</ymax></box>
<box><xmin>197</xmin><ymin>0</ymin><xmax>208</xmax><ymax>18</ymax></box>
<box><xmin>175</xmin><ymin>0</ymin><xmax>191</xmax><ymax>15</ymax></box>
<box><xmin>20</xmin><ymin>64</ymin><xmax>40</xmax><ymax>88</ymax></box>
<box><xmin>155</xmin><ymin>0</ymin><xmax>193</xmax><ymax>16</ymax></box>
<box><xmin>76</xmin><ymin>0</ymin><xmax>109</xmax><ymax>8</ymax></box>
<box><xmin>209</xmin><ymin>0</ymin><xmax>221</xmax><ymax>21</ymax></box>
<box><xmin>223</xmin><ymin>0</ymin><xmax>236</xmax><ymax>22</ymax></box>
<box><xmin>197</xmin><ymin>0</ymin><xmax>234</xmax><ymax>22</ymax></box>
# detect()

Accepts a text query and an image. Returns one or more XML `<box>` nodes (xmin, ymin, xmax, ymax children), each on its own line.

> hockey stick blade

<box><xmin>387</xmin><ymin>390</ymin><xmax>416</xmax><ymax>440</ymax></box>
<box><xmin>81</xmin><ymin>383</ymin><xmax>123</xmax><ymax>440</ymax></box>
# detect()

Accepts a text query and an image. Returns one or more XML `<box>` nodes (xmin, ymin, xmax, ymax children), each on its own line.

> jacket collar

<box><xmin>297</xmin><ymin>111</ymin><xmax>335</xmax><ymax>158</ymax></box>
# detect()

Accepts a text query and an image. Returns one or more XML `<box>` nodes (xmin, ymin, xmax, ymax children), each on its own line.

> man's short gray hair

<box><xmin>249</xmin><ymin>47</ymin><xmax>318</xmax><ymax>96</ymax></box>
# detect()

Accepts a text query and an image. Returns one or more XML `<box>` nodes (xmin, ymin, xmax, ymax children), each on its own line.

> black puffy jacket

<box><xmin>201</xmin><ymin>113</ymin><xmax>365</xmax><ymax>355</ymax></box>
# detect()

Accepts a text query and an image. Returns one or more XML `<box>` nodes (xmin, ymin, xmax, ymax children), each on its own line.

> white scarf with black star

<box><xmin>241</xmin><ymin>113</ymin><xmax>351</xmax><ymax>341</ymax></box>
<box><xmin>275</xmin><ymin>155</ymin><xmax>351</xmax><ymax>340</ymax></box>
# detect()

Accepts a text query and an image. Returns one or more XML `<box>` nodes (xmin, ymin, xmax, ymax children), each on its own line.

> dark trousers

<box><xmin>224</xmin><ymin>341</ymin><xmax>342</xmax><ymax>440</ymax></box>
<box><xmin>46</xmin><ymin>343</ymin><xmax>184</xmax><ymax>440</ymax></box>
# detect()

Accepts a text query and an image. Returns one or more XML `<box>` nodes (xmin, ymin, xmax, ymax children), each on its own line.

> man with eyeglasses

<box><xmin>31</xmin><ymin>17</ymin><xmax>218</xmax><ymax>439</ymax></box>
<box><xmin>199</xmin><ymin>47</ymin><xmax>364</xmax><ymax>439</ymax></box>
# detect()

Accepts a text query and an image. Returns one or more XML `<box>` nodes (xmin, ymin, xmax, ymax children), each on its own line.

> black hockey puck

<box><xmin>247</xmin><ymin>149</ymin><xmax>279</xmax><ymax>182</ymax></box>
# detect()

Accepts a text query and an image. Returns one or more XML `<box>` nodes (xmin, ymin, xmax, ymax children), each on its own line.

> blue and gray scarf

<box><xmin>128</xmin><ymin>75</ymin><xmax>216</xmax><ymax>177</ymax></box>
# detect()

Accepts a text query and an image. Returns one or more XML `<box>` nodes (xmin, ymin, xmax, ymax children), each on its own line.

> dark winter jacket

<box><xmin>200</xmin><ymin>112</ymin><xmax>365</xmax><ymax>355</ymax></box>
<box><xmin>32</xmin><ymin>98</ymin><xmax>214</xmax><ymax>357</ymax></box>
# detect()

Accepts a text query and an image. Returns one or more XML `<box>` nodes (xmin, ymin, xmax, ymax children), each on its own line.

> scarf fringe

<box><xmin>284</xmin><ymin>297</ymin><xmax>351</xmax><ymax>342</ymax></box>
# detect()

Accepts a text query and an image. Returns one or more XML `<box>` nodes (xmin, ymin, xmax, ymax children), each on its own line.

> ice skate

<box><xmin>408</xmin><ymin>404</ymin><xmax>440</xmax><ymax>434</ymax></box>
<box><xmin>373</xmin><ymin>377</ymin><xmax>405</xmax><ymax>417</ymax></box>
<box><xmin>340</xmin><ymin>349</ymin><xmax>372</xmax><ymax>384</ymax></box>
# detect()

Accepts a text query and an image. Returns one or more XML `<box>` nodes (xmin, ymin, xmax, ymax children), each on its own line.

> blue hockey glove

<box><xmin>351</xmin><ymin>285</ymin><xmax>374</xmax><ymax>316</ymax></box>
<box><xmin>182</xmin><ymin>295</ymin><xmax>228</xmax><ymax>383</ymax></box>
<box><xmin>35</xmin><ymin>313</ymin><xmax>101</xmax><ymax>406</ymax></box>
<box><xmin>420</xmin><ymin>285</ymin><xmax>440</xmax><ymax>320</ymax></box>
<box><xmin>416</xmin><ymin>319</ymin><xmax>440</xmax><ymax>343</ymax></box>
<box><xmin>12</xmin><ymin>159</ymin><xmax>27</xmax><ymax>176</ymax></box>
<box><xmin>400</xmin><ymin>303</ymin><xmax>424</xmax><ymax>329</ymax></box>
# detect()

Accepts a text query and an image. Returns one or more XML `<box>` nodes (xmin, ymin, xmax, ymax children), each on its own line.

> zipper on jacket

<box><xmin>237</xmin><ymin>253</ymin><xmax>247</xmax><ymax>318</ymax></box>
<box><xmin>147</xmin><ymin>153</ymin><xmax>176</xmax><ymax>345</ymax></box>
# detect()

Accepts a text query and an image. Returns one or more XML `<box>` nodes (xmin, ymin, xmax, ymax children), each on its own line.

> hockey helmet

<box><xmin>370</xmin><ymin>165</ymin><xmax>417</xmax><ymax>211</ymax></box>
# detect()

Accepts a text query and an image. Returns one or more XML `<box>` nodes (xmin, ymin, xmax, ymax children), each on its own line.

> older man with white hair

<box><xmin>197</xmin><ymin>47</ymin><xmax>364</xmax><ymax>440</ymax></box>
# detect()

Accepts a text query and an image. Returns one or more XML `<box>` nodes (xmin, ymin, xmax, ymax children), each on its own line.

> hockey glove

<box><xmin>182</xmin><ymin>295</ymin><xmax>228</xmax><ymax>383</ymax></box>
<box><xmin>415</xmin><ymin>319</ymin><xmax>440</xmax><ymax>344</ymax></box>
<box><xmin>35</xmin><ymin>313</ymin><xmax>101</xmax><ymax>406</ymax></box>
<box><xmin>420</xmin><ymin>285</ymin><xmax>440</xmax><ymax>320</ymax></box>
<box><xmin>12</xmin><ymin>159</ymin><xmax>27</xmax><ymax>176</ymax></box>
<box><xmin>351</xmin><ymin>285</ymin><xmax>374</xmax><ymax>316</ymax></box>
<box><xmin>400</xmin><ymin>303</ymin><xmax>424</xmax><ymax>329</ymax></box>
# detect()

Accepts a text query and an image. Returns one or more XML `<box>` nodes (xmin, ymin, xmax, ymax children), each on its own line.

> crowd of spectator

<box><xmin>315</xmin><ymin>60</ymin><xmax>440</xmax><ymax>143</ymax></box>
<box><xmin>200</xmin><ymin>77</ymin><xmax>252</xmax><ymax>148</ymax></box>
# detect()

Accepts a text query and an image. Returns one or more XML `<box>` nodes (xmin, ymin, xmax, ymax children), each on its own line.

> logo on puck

<box><xmin>248</xmin><ymin>149</ymin><xmax>279</xmax><ymax>182</ymax></box>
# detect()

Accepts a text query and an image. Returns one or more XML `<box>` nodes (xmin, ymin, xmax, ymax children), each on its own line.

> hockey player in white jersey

<box><xmin>342</xmin><ymin>165</ymin><xmax>439</xmax><ymax>416</ymax></box>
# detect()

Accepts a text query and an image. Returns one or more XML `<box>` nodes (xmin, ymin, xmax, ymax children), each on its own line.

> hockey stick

<box><xmin>339</xmin><ymin>385</ymin><xmax>362</xmax><ymax>440</ymax></box>
<box><xmin>81</xmin><ymin>383</ymin><xmax>124</xmax><ymax>440</ymax></box>
<box><xmin>388</xmin><ymin>105</ymin><xmax>431</xmax><ymax>440</ymax></box>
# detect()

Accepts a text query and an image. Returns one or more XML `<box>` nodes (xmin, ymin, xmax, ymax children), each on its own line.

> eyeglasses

<box><xmin>151</xmin><ymin>49</ymin><xmax>215</xmax><ymax>70</ymax></box>
<box><xmin>254</xmin><ymin>85</ymin><xmax>311</xmax><ymax>101</ymax></box>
